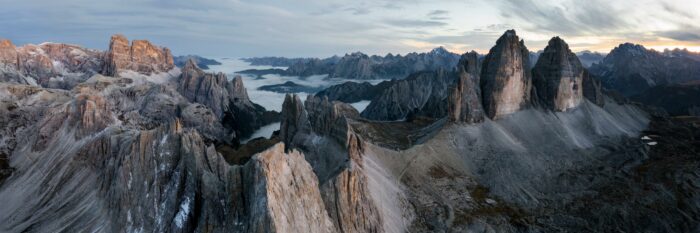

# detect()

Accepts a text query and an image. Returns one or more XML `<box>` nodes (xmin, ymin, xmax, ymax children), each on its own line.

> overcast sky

<box><xmin>1</xmin><ymin>0</ymin><xmax>699</xmax><ymax>57</ymax></box>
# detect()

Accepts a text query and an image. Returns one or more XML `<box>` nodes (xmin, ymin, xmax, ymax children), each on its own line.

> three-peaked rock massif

<box><xmin>1</xmin><ymin>29</ymin><xmax>700</xmax><ymax>233</ymax></box>
<box><xmin>353</xmin><ymin>31</ymin><xmax>602</xmax><ymax>122</ymax></box>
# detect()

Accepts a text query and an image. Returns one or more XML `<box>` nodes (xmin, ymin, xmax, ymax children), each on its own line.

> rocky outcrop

<box><xmin>362</xmin><ymin>69</ymin><xmax>455</xmax><ymax>121</ymax></box>
<box><xmin>480</xmin><ymin>30</ymin><xmax>533</xmax><ymax>119</ymax></box>
<box><xmin>102</xmin><ymin>34</ymin><xmax>174</xmax><ymax>77</ymax></box>
<box><xmin>448</xmin><ymin>52</ymin><xmax>485</xmax><ymax>123</ymax></box>
<box><xmin>532</xmin><ymin>37</ymin><xmax>584</xmax><ymax>111</ymax></box>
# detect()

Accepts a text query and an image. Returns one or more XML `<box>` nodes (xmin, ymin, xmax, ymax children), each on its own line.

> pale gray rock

<box><xmin>480</xmin><ymin>30</ymin><xmax>533</xmax><ymax>119</ymax></box>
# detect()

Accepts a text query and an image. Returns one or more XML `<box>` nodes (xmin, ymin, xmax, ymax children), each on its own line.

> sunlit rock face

<box><xmin>532</xmin><ymin>37</ymin><xmax>584</xmax><ymax>112</ymax></box>
<box><xmin>102</xmin><ymin>34</ymin><xmax>174</xmax><ymax>77</ymax></box>
<box><xmin>362</xmin><ymin>69</ymin><xmax>454</xmax><ymax>121</ymax></box>
<box><xmin>480</xmin><ymin>30</ymin><xmax>532</xmax><ymax>119</ymax></box>
<box><xmin>448</xmin><ymin>51</ymin><xmax>485</xmax><ymax>123</ymax></box>
<box><xmin>245</xmin><ymin>144</ymin><xmax>337</xmax><ymax>233</ymax></box>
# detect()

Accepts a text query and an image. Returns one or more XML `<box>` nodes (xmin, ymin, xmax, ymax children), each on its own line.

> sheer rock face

<box><xmin>245</xmin><ymin>144</ymin><xmax>336</xmax><ymax>233</ymax></box>
<box><xmin>102</xmin><ymin>34</ymin><xmax>174</xmax><ymax>77</ymax></box>
<box><xmin>480</xmin><ymin>30</ymin><xmax>532</xmax><ymax>119</ymax></box>
<box><xmin>532</xmin><ymin>37</ymin><xmax>584</xmax><ymax>112</ymax></box>
<box><xmin>582</xmin><ymin>70</ymin><xmax>605</xmax><ymax>106</ymax></box>
<box><xmin>448</xmin><ymin>51</ymin><xmax>485</xmax><ymax>123</ymax></box>
<box><xmin>362</xmin><ymin>69</ymin><xmax>455</xmax><ymax>121</ymax></box>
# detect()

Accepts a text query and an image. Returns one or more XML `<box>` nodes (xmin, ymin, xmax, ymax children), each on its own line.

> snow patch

<box><xmin>174</xmin><ymin>197</ymin><xmax>191</xmax><ymax>228</ymax></box>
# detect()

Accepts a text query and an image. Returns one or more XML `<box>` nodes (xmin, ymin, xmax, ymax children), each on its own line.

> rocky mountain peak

<box><xmin>532</xmin><ymin>36</ymin><xmax>584</xmax><ymax>111</ymax></box>
<box><xmin>183</xmin><ymin>58</ymin><xmax>199</xmax><ymax>71</ymax></box>
<box><xmin>609</xmin><ymin>43</ymin><xmax>650</xmax><ymax>58</ymax></box>
<box><xmin>459</xmin><ymin>51</ymin><xmax>481</xmax><ymax>77</ymax></box>
<box><xmin>430</xmin><ymin>46</ymin><xmax>450</xmax><ymax>55</ymax></box>
<box><xmin>230</xmin><ymin>75</ymin><xmax>250</xmax><ymax>102</ymax></box>
<box><xmin>102</xmin><ymin>34</ymin><xmax>174</xmax><ymax>77</ymax></box>
<box><xmin>480</xmin><ymin>29</ymin><xmax>532</xmax><ymax>119</ymax></box>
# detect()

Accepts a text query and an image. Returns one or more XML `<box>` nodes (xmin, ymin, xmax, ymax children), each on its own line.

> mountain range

<box><xmin>0</xmin><ymin>29</ymin><xmax>699</xmax><ymax>233</ymax></box>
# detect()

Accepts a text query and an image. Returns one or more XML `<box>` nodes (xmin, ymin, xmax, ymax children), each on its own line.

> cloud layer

<box><xmin>0</xmin><ymin>0</ymin><xmax>698</xmax><ymax>57</ymax></box>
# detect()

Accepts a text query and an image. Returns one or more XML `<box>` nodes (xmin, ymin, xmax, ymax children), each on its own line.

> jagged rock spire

<box><xmin>448</xmin><ymin>51</ymin><xmax>485</xmax><ymax>123</ymax></box>
<box><xmin>480</xmin><ymin>29</ymin><xmax>533</xmax><ymax>119</ymax></box>
<box><xmin>532</xmin><ymin>36</ymin><xmax>584</xmax><ymax>111</ymax></box>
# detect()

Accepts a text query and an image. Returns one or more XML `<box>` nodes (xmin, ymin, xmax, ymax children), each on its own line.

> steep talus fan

<box><xmin>480</xmin><ymin>29</ymin><xmax>533</xmax><ymax>119</ymax></box>
<box><xmin>531</xmin><ymin>37</ymin><xmax>584</xmax><ymax>111</ymax></box>
<box><xmin>448</xmin><ymin>51</ymin><xmax>485</xmax><ymax>123</ymax></box>
<box><xmin>102</xmin><ymin>34</ymin><xmax>175</xmax><ymax>77</ymax></box>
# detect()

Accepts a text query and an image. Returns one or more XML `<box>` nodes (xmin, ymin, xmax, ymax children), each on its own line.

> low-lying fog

<box><xmin>207</xmin><ymin>58</ymin><xmax>383</xmax><ymax>112</ymax></box>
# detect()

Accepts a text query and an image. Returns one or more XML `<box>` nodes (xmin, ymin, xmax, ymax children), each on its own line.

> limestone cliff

<box><xmin>102</xmin><ymin>34</ymin><xmax>174</xmax><ymax>77</ymax></box>
<box><xmin>480</xmin><ymin>30</ymin><xmax>532</xmax><ymax>119</ymax></box>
